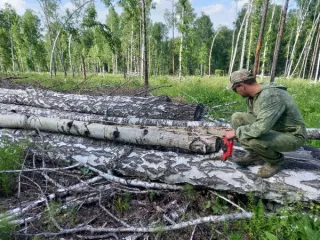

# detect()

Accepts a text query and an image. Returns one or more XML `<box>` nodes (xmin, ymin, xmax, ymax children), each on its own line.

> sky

<box><xmin>0</xmin><ymin>0</ymin><xmax>294</xmax><ymax>29</ymax></box>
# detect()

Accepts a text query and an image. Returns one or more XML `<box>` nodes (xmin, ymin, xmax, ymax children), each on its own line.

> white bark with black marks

<box><xmin>1</xmin><ymin>129</ymin><xmax>319</xmax><ymax>203</ymax></box>
<box><xmin>0</xmin><ymin>104</ymin><xmax>319</xmax><ymax>139</ymax></box>
<box><xmin>0</xmin><ymin>114</ymin><xmax>222</xmax><ymax>154</ymax></box>
<box><xmin>0</xmin><ymin>88</ymin><xmax>203</xmax><ymax>121</ymax></box>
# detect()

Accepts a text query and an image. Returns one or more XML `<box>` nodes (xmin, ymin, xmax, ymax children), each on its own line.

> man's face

<box><xmin>232</xmin><ymin>83</ymin><xmax>250</xmax><ymax>98</ymax></box>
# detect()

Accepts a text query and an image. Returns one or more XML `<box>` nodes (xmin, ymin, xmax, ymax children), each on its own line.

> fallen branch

<box><xmin>0</xmin><ymin>164</ymin><xmax>80</xmax><ymax>173</ymax></box>
<box><xmin>16</xmin><ymin>212</ymin><xmax>253</xmax><ymax>237</ymax></box>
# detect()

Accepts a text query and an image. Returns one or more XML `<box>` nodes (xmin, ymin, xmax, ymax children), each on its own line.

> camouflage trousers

<box><xmin>231</xmin><ymin>112</ymin><xmax>305</xmax><ymax>164</ymax></box>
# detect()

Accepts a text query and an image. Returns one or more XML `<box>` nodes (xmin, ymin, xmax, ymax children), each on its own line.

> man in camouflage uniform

<box><xmin>224</xmin><ymin>69</ymin><xmax>307</xmax><ymax>178</ymax></box>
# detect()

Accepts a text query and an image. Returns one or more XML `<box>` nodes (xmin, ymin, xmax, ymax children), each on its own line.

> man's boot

<box><xmin>233</xmin><ymin>151</ymin><xmax>264</xmax><ymax>166</ymax></box>
<box><xmin>257</xmin><ymin>161</ymin><xmax>284</xmax><ymax>178</ymax></box>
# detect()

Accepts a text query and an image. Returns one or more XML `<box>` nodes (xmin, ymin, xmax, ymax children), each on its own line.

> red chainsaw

<box><xmin>221</xmin><ymin>136</ymin><xmax>234</xmax><ymax>161</ymax></box>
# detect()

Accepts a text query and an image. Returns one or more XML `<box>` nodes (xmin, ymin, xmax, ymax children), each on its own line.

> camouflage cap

<box><xmin>227</xmin><ymin>69</ymin><xmax>254</xmax><ymax>89</ymax></box>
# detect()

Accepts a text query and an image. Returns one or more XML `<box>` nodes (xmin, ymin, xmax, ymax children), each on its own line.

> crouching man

<box><xmin>224</xmin><ymin>69</ymin><xmax>307</xmax><ymax>178</ymax></box>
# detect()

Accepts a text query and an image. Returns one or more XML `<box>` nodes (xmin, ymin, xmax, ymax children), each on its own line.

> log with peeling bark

<box><xmin>0</xmin><ymin>114</ymin><xmax>222</xmax><ymax>154</ymax></box>
<box><xmin>0</xmin><ymin>129</ymin><xmax>319</xmax><ymax>203</ymax></box>
<box><xmin>0</xmin><ymin>88</ymin><xmax>172</xmax><ymax>104</ymax></box>
<box><xmin>0</xmin><ymin>104</ymin><xmax>319</xmax><ymax>139</ymax></box>
<box><xmin>0</xmin><ymin>88</ymin><xmax>204</xmax><ymax>121</ymax></box>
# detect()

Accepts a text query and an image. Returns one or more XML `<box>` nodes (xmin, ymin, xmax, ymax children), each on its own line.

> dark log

<box><xmin>1</xmin><ymin>129</ymin><xmax>319</xmax><ymax>203</ymax></box>
<box><xmin>0</xmin><ymin>88</ymin><xmax>203</xmax><ymax>121</ymax></box>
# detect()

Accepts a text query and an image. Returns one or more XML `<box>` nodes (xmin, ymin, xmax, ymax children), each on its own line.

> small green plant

<box><xmin>80</xmin><ymin>167</ymin><xmax>90</xmax><ymax>175</ymax></box>
<box><xmin>148</xmin><ymin>190</ymin><xmax>158</xmax><ymax>202</ymax></box>
<box><xmin>0</xmin><ymin>138</ymin><xmax>27</xmax><ymax>196</ymax></box>
<box><xmin>0</xmin><ymin>213</ymin><xmax>16</xmax><ymax>240</ymax></box>
<box><xmin>203</xmin><ymin>198</ymin><xmax>228</xmax><ymax>214</ymax></box>
<box><xmin>114</xmin><ymin>193</ymin><xmax>131</xmax><ymax>215</ymax></box>
<box><xmin>182</xmin><ymin>184</ymin><xmax>196</xmax><ymax>201</ymax></box>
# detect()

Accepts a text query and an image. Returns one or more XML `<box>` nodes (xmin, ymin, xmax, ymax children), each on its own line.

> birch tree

<box><xmin>260</xmin><ymin>3</ymin><xmax>276</xmax><ymax>78</ymax></box>
<box><xmin>208</xmin><ymin>28</ymin><xmax>221</xmax><ymax>76</ymax></box>
<box><xmin>286</xmin><ymin>0</ymin><xmax>313</xmax><ymax>77</ymax></box>
<box><xmin>229</xmin><ymin>8</ymin><xmax>249</xmax><ymax>75</ymax></box>
<box><xmin>270</xmin><ymin>0</ymin><xmax>289</xmax><ymax>82</ymax></box>
<box><xmin>239</xmin><ymin>0</ymin><xmax>253</xmax><ymax>70</ymax></box>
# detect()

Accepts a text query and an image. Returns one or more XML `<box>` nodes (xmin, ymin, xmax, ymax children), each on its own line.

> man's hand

<box><xmin>224</xmin><ymin>130</ymin><xmax>236</xmax><ymax>139</ymax></box>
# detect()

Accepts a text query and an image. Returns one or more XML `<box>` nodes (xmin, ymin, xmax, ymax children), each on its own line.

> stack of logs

<box><xmin>0</xmin><ymin>87</ymin><xmax>319</xmax><ymax>203</ymax></box>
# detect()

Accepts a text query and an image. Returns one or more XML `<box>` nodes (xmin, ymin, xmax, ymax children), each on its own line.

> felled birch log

<box><xmin>1</xmin><ymin>129</ymin><xmax>319</xmax><ymax>203</ymax></box>
<box><xmin>0</xmin><ymin>88</ymin><xmax>172</xmax><ymax>103</ymax></box>
<box><xmin>0</xmin><ymin>88</ymin><xmax>203</xmax><ymax>120</ymax></box>
<box><xmin>1</xmin><ymin>103</ymin><xmax>319</xmax><ymax>139</ymax></box>
<box><xmin>0</xmin><ymin>114</ymin><xmax>222</xmax><ymax>154</ymax></box>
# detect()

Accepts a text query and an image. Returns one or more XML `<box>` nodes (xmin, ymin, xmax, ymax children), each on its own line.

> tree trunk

<box><xmin>315</xmin><ymin>41</ymin><xmax>320</xmax><ymax>82</ymax></box>
<box><xmin>0</xmin><ymin>88</ymin><xmax>171</xmax><ymax>104</ymax></box>
<box><xmin>178</xmin><ymin>11</ymin><xmax>184</xmax><ymax>80</ymax></box>
<box><xmin>0</xmin><ymin>89</ymin><xmax>204</xmax><ymax>121</ymax></box>
<box><xmin>0</xmin><ymin>102</ymin><xmax>226</xmax><ymax>126</ymax></box>
<box><xmin>261</xmin><ymin>3</ymin><xmax>276</xmax><ymax>79</ymax></box>
<box><xmin>141</xmin><ymin>0</ymin><xmax>149</xmax><ymax>91</ymax></box>
<box><xmin>1</xmin><ymin>103</ymin><xmax>319</xmax><ymax>139</ymax></box>
<box><xmin>229</xmin><ymin>10</ymin><xmax>249</xmax><ymax>75</ymax></box>
<box><xmin>240</xmin><ymin>0</ymin><xmax>252</xmax><ymax>70</ymax></box>
<box><xmin>270</xmin><ymin>0</ymin><xmax>289</xmax><ymax>82</ymax></box>
<box><xmin>81</xmin><ymin>55</ymin><xmax>87</xmax><ymax>80</ymax></box>
<box><xmin>246</xmin><ymin>24</ymin><xmax>253</xmax><ymax>70</ymax></box>
<box><xmin>286</xmin><ymin>0</ymin><xmax>313</xmax><ymax>77</ymax></box>
<box><xmin>172</xmin><ymin>0</ymin><xmax>175</xmax><ymax>75</ymax></box>
<box><xmin>208</xmin><ymin>28</ymin><xmax>221</xmax><ymax>76</ymax></box>
<box><xmin>309</xmin><ymin>23</ymin><xmax>320</xmax><ymax>79</ymax></box>
<box><xmin>253</xmin><ymin>0</ymin><xmax>269</xmax><ymax>77</ymax></box>
<box><xmin>0</xmin><ymin>114</ymin><xmax>222</xmax><ymax>154</ymax></box>
<box><xmin>229</xmin><ymin>27</ymin><xmax>236</xmax><ymax>74</ymax></box>
<box><xmin>290</xmin><ymin>13</ymin><xmax>320</xmax><ymax>78</ymax></box>
<box><xmin>1</xmin><ymin>129</ymin><xmax>319</xmax><ymax>203</ymax></box>
<box><xmin>68</xmin><ymin>34</ymin><xmax>74</xmax><ymax>78</ymax></box>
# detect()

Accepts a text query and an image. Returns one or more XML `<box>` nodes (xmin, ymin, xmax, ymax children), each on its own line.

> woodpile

<box><xmin>0</xmin><ymin>87</ymin><xmax>319</xmax><ymax>237</ymax></box>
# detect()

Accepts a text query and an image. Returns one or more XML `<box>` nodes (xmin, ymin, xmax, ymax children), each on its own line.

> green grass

<box><xmin>0</xmin><ymin>138</ymin><xmax>28</xmax><ymax>196</ymax></box>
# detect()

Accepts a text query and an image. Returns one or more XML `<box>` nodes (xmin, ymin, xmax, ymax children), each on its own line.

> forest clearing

<box><xmin>0</xmin><ymin>74</ymin><xmax>319</xmax><ymax>239</ymax></box>
<box><xmin>1</xmin><ymin>0</ymin><xmax>320</xmax><ymax>239</ymax></box>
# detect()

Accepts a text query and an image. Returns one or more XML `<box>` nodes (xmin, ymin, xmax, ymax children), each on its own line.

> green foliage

<box><xmin>203</xmin><ymin>197</ymin><xmax>228</xmax><ymax>214</ymax></box>
<box><xmin>214</xmin><ymin>69</ymin><xmax>224</xmax><ymax>76</ymax></box>
<box><xmin>0</xmin><ymin>138</ymin><xmax>27</xmax><ymax>196</ymax></box>
<box><xmin>0</xmin><ymin>214</ymin><xmax>16</xmax><ymax>240</ymax></box>
<box><xmin>237</xmin><ymin>196</ymin><xmax>320</xmax><ymax>240</ymax></box>
<box><xmin>182</xmin><ymin>183</ymin><xmax>196</xmax><ymax>201</ymax></box>
<box><xmin>40</xmin><ymin>201</ymin><xmax>78</xmax><ymax>231</ymax></box>
<box><xmin>80</xmin><ymin>167</ymin><xmax>90</xmax><ymax>175</ymax></box>
<box><xmin>114</xmin><ymin>193</ymin><xmax>131</xmax><ymax>215</ymax></box>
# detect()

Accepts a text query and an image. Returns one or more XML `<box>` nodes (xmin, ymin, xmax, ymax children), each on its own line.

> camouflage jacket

<box><xmin>236</xmin><ymin>82</ymin><xmax>308</xmax><ymax>142</ymax></box>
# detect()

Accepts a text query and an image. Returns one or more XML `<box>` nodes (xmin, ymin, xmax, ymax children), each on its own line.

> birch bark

<box><xmin>239</xmin><ymin>0</ymin><xmax>252</xmax><ymax>70</ymax></box>
<box><xmin>1</xmin><ymin>129</ymin><xmax>319</xmax><ymax>203</ymax></box>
